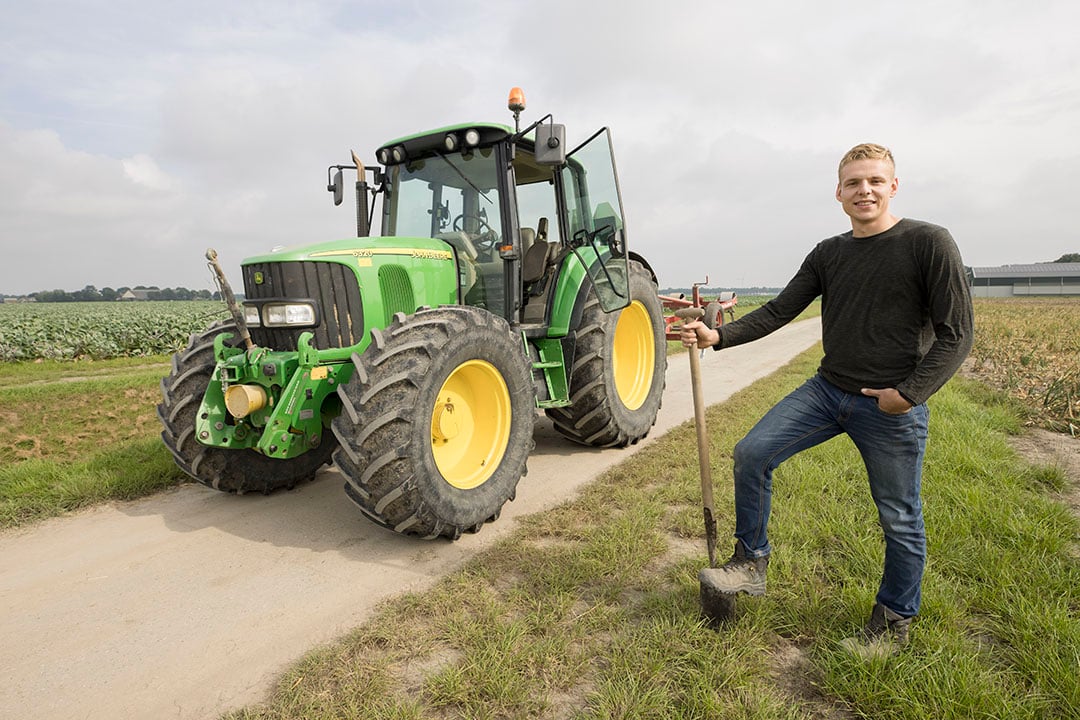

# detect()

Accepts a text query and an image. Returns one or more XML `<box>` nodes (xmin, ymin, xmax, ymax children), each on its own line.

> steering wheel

<box><xmin>453</xmin><ymin>213</ymin><xmax>494</xmax><ymax>234</ymax></box>
<box><xmin>452</xmin><ymin>213</ymin><xmax>499</xmax><ymax>251</ymax></box>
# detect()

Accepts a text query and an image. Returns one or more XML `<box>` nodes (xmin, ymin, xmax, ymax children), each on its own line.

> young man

<box><xmin>680</xmin><ymin>143</ymin><xmax>973</xmax><ymax>657</ymax></box>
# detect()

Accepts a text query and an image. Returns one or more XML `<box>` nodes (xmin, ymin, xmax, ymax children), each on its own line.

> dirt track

<box><xmin>0</xmin><ymin>320</ymin><xmax>822</xmax><ymax>720</ymax></box>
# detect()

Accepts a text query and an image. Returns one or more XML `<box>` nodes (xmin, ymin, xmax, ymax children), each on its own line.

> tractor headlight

<box><xmin>262</xmin><ymin>302</ymin><xmax>317</xmax><ymax>327</ymax></box>
<box><xmin>243</xmin><ymin>305</ymin><xmax>261</xmax><ymax>327</ymax></box>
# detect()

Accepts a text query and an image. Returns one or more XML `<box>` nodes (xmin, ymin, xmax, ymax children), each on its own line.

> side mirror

<box><xmin>534</xmin><ymin>123</ymin><xmax>566</xmax><ymax>165</ymax></box>
<box><xmin>328</xmin><ymin>168</ymin><xmax>344</xmax><ymax>206</ymax></box>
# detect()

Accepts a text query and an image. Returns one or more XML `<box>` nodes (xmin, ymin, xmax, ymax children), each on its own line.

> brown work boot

<box><xmin>840</xmin><ymin>603</ymin><xmax>913</xmax><ymax>659</ymax></box>
<box><xmin>698</xmin><ymin>539</ymin><xmax>768</xmax><ymax>596</ymax></box>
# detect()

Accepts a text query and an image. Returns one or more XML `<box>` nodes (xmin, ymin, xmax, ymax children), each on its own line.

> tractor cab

<box><xmin>336</xmin><ymin>89</ymin><xmax>633</xmax><ymax>332</ymax></box>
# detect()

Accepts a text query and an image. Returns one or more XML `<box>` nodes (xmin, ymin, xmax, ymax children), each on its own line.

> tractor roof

<box><xmin>376</xmin><ymin>123</ymin><xmax>518</xmax><ymax>165</ymax></box>
<box><xmin>381</xmin><ymin>122</ymin><xmax>513</xmax><ymax>147</ymax></box>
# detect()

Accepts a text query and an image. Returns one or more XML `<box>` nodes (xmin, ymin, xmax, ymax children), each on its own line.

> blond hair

<box><xmin>838</xmin><ymin>143</ymin><xmax>894</xmax><ymax>179</ymax></box>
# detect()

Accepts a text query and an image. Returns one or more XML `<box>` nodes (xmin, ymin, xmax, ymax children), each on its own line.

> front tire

<box><xmin>157</xmin><ymin>322</ymin><xmax>337</xmax><ymax>494</ymax></box>
<box><xmin>331</xmin><ymin>307</ymin><xmax>534</xmax><ymax>540</ymax></box>
<box><xmin>546</xmin><ymin>260</ymin><xmax>666</xmax><ymax>447</ymax></box>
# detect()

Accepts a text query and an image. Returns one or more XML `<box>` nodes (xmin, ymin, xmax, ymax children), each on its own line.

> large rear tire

<box><xmin>157</xmin><ymin>322</ymin><xmax>337</xmax><ymax>494</ymax></box>
<box><xmin>331</xmin><ymin>306</ymin><xmax>534</xmax><ymax>540</ymax></box>
<box><xmin>546</xmin><ymin>260</ymin><xmax>666</xmax><ymax>447</ymax></box>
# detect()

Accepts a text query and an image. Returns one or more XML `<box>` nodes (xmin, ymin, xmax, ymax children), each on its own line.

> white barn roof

<box><xmin>970</xmin><ymin>263</ymin><xmax>1080</xmax><ymax>278</ymax></box>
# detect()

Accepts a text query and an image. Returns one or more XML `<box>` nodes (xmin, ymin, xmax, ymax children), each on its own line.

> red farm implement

<box><xmin>660</xmin><ymin>279</ymin><xmax>738</xmax><ymax>340</ymax></box>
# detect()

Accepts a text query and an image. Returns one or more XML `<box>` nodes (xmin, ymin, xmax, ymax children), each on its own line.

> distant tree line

<box><xmin>12</xmin><ymin>285</ymin><xmax>221</xmax><ymax>302</ymax></box>
<box><xmin>7</xmin><ymin>254</ymin><xmax>1075</xmax><ymax>302</ymax></box>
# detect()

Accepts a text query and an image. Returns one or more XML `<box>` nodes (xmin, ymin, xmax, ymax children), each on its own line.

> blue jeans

<box><xmin>733</xmin><ymin>373</ymin><xmax>930</xmax><ymax>617</ymax></box>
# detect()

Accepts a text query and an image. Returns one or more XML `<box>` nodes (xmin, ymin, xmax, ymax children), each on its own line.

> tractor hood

<box><xmin>241</xmin><ymin>234</ymin><xmax>456</xmax><ymax>268</ymax></box>
<box><xmin>238</xmin><ymin>234</ymin><xmax>462</xmax><ymax>354</ymax></box>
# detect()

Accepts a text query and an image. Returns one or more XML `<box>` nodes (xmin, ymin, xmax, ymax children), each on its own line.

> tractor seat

<box><xmin>522</xmin><ymin>239</ymin><xmax>552</xmax><ymax>285</ymax></box>
<box><xmin>521</xmin><ymin>240</ymin><xmax>560</xmax><ymax>323</ymax></box>
<box><xmin>520</xmin><ymin>227</ymin><xmax>536</xmax><ymax>256</ymax></box>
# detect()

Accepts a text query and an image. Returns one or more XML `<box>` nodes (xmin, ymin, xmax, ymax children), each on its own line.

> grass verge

<box><xmin>225</xmin><ymin>348</ymin><xmax>1080</xmax><ymax>720</ymax></box>
<box><xmin>0</xmin><ymin>358</ymin><xmax>185</xmax><ymax>527</ymax></box>
<box><xmin>0</xmin><ymin>438</ymin><xmax>184</xmax><ymax>527</ymax></box>
<box><xmin>0</xmin><ymin>354</ymin><xmax>172</xmax><ymax>387</ymax></box>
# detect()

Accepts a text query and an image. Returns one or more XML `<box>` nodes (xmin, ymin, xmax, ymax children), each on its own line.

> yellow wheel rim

<box><xmin>612</xmin><ymin>300</ymin><xmax>655</xmax><ymax>411</ymax></box>
<box><xmin>430</xmin><ymin>359</ymin><xmax>512</xmax><ymax>490</ymax></box>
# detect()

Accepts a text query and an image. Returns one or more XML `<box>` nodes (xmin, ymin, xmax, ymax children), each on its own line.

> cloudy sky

<box><xmin>2</xmin><ymin>0</ymin><xmax>1077</xmax><ymax>296</ymax></box>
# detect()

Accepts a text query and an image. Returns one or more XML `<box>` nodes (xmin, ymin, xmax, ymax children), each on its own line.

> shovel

<box><xmin>674</xmin><ymin>307</ymin><xmax>736</xmax><ymax>624</ymax></box>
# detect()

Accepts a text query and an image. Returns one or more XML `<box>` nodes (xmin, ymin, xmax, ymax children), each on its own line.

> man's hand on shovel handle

<box><xmin>679</xmin><ymin>319</ymin><xmax>719</xmax><ymax>349</ymax></box>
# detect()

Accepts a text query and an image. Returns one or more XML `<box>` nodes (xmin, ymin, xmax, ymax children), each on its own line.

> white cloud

<box><xmin>122</xmin><ymin>154</ymin><xmax>175</xmax><ymax>191</ymax></box>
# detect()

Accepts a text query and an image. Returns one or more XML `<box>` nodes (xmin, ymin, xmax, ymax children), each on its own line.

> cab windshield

<box><xmin>386</xmin><ymin>148</ymin><xmax>503</xmax><ymax>250</ymax></box>
<box><xmin>384</xmin><ymin>147</ymin><xmax>505</xmax><ymax>311</ymax></box>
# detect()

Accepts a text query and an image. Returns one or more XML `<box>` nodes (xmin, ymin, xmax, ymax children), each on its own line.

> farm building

<box><xmin>968</xmin><ymin>263</ymin><xmax>1080</xmax><ymax>297</ymax></box>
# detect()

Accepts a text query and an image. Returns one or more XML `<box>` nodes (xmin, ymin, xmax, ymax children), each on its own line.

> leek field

<box><xmin>0</xmin><ymin>300</ymin><xmax>228</xmax><ymax>362</ymax></box>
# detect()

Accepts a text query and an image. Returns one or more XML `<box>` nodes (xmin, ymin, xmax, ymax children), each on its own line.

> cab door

<box><xmin>560</xmin><ymin>128</ymin><xmax>630</xmax><ymax>313</ymax></box>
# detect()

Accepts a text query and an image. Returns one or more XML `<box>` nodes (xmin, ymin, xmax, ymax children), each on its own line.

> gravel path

<box><xmin>0</xmin><ymin>319</ymin><xmax>822</xmax><ymax>720</ymax></box>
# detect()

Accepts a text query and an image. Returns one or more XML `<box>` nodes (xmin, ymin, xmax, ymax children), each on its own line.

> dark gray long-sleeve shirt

<box><xmin>715</xmin><ymin>218</ymin><xmax>974</xmax><ymax>405</ymax></box>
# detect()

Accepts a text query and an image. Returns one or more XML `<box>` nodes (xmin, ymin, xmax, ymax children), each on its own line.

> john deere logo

<box><xmin>254</xmin><ymin>272</ymin><xmax>264</xmax><ymax>285</ymax></box>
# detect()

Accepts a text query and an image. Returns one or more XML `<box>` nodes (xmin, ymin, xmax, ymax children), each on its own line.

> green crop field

<box><xmin>0</xmin><ymin>301</ymin><xmax>229</xmax><ymax>361</ymax></box>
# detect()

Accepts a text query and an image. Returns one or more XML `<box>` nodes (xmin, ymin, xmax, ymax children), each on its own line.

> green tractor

<box><xmin>158</xmin><ymin>88</ymin><xmax>668</xmax><ymax>540</ymax></box>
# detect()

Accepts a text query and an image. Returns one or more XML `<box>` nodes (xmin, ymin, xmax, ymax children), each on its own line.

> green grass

<box><xmin>0</xmin><ymin>353</ymin><xmax>171</xmax><ymax>387</ymax></box>
<box><xmin>0</xmin><ymin>357</ymin><xmax>185</xmax><ymax>526</ymax></box>
<box><xmin>0</xmin><ymin>439</ymin><xmax>184</xmax><ymax>527</ymax></box>
<box><xmin>224</xmin><ymin>348</ymin><xmax>1080</xmax><ymax>720</ymax></box>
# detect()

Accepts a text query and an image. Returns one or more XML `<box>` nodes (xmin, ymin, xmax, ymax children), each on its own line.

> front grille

<box><xmin>242</xmin><ymin>261</ymin><xmax>364</xmax><ymax>350</ymax></box>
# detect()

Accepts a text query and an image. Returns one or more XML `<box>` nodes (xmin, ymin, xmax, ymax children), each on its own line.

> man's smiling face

<box><xmin>836</xmin><ymin>158</ymin><xmax>899</xmax><ymax>236</ymax></box>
